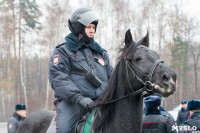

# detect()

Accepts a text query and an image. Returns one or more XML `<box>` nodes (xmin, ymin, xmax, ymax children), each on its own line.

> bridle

<box><xmin>125</xmin><ymin>58</ymin><xmax>164</xmax><ymax>92</ymax></box>
<box><xmin>98</xmin><ymin>46</ymin><xmax>164</xmax><ymax>106</ymax></box>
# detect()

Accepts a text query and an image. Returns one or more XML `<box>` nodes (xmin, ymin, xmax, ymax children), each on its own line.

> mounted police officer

<box><xmin>142</xmin><ymin>95</ymin><xmax>175</xmax><ymax>133</ymax></box>
<box><xmin>47</xmin><ymin>7</ymin><xmax>113</xmax><ymax>133</ymax></box>
<box><xmin>178</xmin><ymin>99</ymin><xmax>200</xmax><ymax>133</ymax></box>
<box><xmin>7</xmin><ymin>104</ymin><xmax>26</xmax><ymax>133</ymax></box>
<box><xmin>177</xmin><ymin>100</ymin><xmax>190</xmax><ymax>126</ymax></box>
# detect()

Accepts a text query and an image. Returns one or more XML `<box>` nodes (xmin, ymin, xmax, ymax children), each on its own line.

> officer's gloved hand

<box><xmin>76</xmin><ymin>96</ymin><xmax>94</xmax><ymax>108</ymax></box>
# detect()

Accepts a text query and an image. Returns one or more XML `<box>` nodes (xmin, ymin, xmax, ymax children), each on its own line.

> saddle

<box><xmin>75</xmin><ymin>109</ymin><xmax>98</xmax><ymax>133</ymax></box>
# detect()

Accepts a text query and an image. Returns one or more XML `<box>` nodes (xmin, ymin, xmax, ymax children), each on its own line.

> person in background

<box><xmin>142</xmin><ymin>95</ymin><xmax>175</xmax><ymax>133</ymax></box>
<box><xmin>47</xmin><ymin>7</ymin><xmax>113</xmax><ymax>133</ymax></box>
<box><xmin>176</xmin><ymin>100</ymin><xmax>190</xmax><ymax>126</ymax></box>
<box><xmin>143</xmin><ymin>99</ymin><xmax>175</xmax><ymax>126</ymax></box>
<box><xmin>178</xmin><ymin>99</ymin><xmax>200</xmax><ymax>133</ymax></box>
<box><xmin>7</xmin><ymin>104</ymin><xmax>26</xmax><ymax>133</ymax></box>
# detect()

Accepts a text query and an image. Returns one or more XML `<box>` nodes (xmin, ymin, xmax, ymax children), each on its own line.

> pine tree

<box><xmin>171</xmin><ymin>36</ymin><xmax>190</xmax><ymax>101</ymax></box>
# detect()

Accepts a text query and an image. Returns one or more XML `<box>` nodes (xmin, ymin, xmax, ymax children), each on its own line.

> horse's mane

<box><xmin>93</xmin><ymin>60</ymin><xmax>120</xmax><ymax>132</ymax></box>
<box><xmin>93</xmin><ymin>42</ymin><xmax>137</xmax><ymax>132</ymax></box>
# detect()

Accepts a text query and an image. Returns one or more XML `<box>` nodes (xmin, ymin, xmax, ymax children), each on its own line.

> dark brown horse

<box><xmin>17</xmin><ymin>29</ymin><xmax>176</xmax><ymax>133</ymax></box>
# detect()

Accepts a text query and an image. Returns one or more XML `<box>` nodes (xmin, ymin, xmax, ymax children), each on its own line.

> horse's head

<box><xmin>121</xmin><ymin>29</ymin><xmax>177</xmax><ymax>97</ymax></box>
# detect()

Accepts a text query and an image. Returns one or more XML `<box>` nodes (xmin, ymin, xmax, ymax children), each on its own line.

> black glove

<box><xmin>76</xmin><ymin>96</ymin><xmax>94</xmax><ymax>108</ymax></box>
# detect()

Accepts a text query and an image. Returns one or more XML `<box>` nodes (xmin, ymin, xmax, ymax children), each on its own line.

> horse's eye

<box><xmin>135</xmin><ymin>57</ymin><xmax>142</xmax><ymax>62</ymax></box>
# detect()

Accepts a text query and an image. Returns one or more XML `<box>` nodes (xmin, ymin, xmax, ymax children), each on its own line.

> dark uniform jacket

<box><xmin>7</xmin><ymin>112</ymin><xmax>25</xmax><ymax>133</ymax></box>
<box><xmin>177</xmin><ymin>108</ymin><xmax>190</xmax><ymax>126</ymax></box>
<box><xmin>178</xmin><ymin>112</ymin><xmax>200</xmax><ymax>133</ymax></box>
<box><xmin>161</xmin><ymin>111</ymin><xmax>175</xmax><ymax>126</ymax></box>
<box><xmin>49</xmin><ymin>33</ymin><xmax>113</xmax><ymax>102</ymax></box>
<box><xmin>143</xmin><ymin>106</ymin><xmax>176</xmax><ymax>127</ymax></box>
<box><xmin>142</xmin><ymin>109</ymin><xmax>175</xmax><ymax>133</ymax></box>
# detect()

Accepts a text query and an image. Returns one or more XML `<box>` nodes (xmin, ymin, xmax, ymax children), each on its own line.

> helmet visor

<box><xmin>77</xmin><ymin>11</ymin><xmax>101</xmax><ymax>26</ymax></box>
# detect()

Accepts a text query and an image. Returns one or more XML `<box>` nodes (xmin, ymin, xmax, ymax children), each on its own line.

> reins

<box><xmin>100</xmin><ymin>85</ymin><xmax>147</xmax><ymax>106</ymax></box>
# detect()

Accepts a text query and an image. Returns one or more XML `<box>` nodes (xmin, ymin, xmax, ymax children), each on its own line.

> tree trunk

<box><xmin>18</xmin><ymin>2</ymin><xmax>22</xmax><ymax>103</ymax></box>
<box><xmin>11</xmin><ymin>0</ymin><xmax>18</xmax><ymax>103</ymax></box>
<box><xmin>1</xmin><ymin>90</ymin><xmax>6</xmax><ymax>121</ymax></box>
<box><xmin>20</xmin><ymin>45</ymin><xmax>28</xmax><ymax>113</ymax></box>
<box><xmin>194</xmin><ymin>65</ymin><xmax>198</xmax><ymax>94</ymax></box>
<box><xmin>190</xmin><ymin>45</ymin><xmax>200</xmax><ymax>97</ymax></box>
<box><xmin>193</xmin><ymin>52</ymin><xmax>199</xmax><ymax>95</ymax></box>
<box><xmin>45</xmin><ymin>79</ymin><xmax>50</xmax><ymax>108</ymax></box>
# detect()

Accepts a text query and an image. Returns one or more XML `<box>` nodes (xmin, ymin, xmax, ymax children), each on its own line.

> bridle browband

<box><xmin>95</xmin><ymin>45</ymin><xmax>164</xmax><ymax>107</ymax></box>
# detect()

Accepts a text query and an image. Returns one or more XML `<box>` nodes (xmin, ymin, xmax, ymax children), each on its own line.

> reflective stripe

<box><xmin>56</xmin><ymin>100</ymin><xmax>59</xmax><ymax>133</ymax></box>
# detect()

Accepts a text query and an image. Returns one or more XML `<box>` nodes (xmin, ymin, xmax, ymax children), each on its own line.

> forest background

<box><xmin>0</xmin><ymin>0</ymin><xmax>200</xmax><ymax>122</ymax></box>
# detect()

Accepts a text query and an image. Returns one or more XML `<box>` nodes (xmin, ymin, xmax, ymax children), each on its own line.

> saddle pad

<box><xmin>83</xmin><ymin>109</ymin><xmax>95</xmax><ymax>133</ymax></box>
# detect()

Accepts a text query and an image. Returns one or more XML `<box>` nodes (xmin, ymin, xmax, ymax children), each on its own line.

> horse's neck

<box><xmin>106</xmin><ymin>61</ymin><xmax>144</xmax><ymax>133</ymax></box>
<box><xmin>110</xmin><ymin>94</ymin><xmax>143</xmax><ymax>133</ymax></box>
<box><xmin>97</xmin><ymin>61</ymin><xmax>144</xmax><ymax>133</ymax></box>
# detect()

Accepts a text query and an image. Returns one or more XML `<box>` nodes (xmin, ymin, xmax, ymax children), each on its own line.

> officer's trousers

<box><xmin>46</xmin><ymin>100</ymin><xmax>86</xmax><ymax>133</ymax></box>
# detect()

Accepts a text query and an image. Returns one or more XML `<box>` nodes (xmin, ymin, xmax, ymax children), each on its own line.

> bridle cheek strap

<box><xmin>148</xmin><ymin>60</ymin><xmax>164</xmax><ymax>81</ymax></box>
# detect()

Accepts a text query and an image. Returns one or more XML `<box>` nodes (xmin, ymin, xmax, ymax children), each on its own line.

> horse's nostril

<box><xmin>162</xmin><ymin>74</ymin><xmax>170</xmax><ymax>82</ymax></box>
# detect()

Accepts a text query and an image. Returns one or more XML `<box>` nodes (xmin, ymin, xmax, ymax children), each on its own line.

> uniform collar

<box><xmin>181</xmin><ymin>107</ymin><xmax>188</xmax><ymax>112</ymax></box>
<box><xmin>65</xmin><ymin>33</ymin><xmax>104</xmax><ymax>54</ymax></box>
<box><xmin>145</xmin><ymin>108</ymin><xmax>161</xmax><ymax>115</ymax></box>
<box><xmin>13</xmin><ymin>112</ymin><xmax>23</xmax><ymax>121</ymax></box>
<box><xmin>188</xmin><ymin>112</ymin><xmax>200</xmax><ymax>120</ymax></box>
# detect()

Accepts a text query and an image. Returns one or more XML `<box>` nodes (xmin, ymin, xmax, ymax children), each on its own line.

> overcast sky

<box><xmin>182</xmin><ymin>0</ymin><xmax>200</xmax><ymax>21</ymax></box>
<box><xmin>36</xmin><ymin>0</ymin><xmax>200</xmax><ymax>23</ymax></box>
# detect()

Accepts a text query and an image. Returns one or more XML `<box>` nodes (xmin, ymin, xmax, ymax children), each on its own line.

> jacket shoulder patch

<box><xmin>53</xmin><ymin>54</ymin><xmax>60</xmax><ymax>65</ymax></box>
<box><xmin>9</xmin><ymin>123</ymin><xmax>13</xmax><ymax>129</ymax></box>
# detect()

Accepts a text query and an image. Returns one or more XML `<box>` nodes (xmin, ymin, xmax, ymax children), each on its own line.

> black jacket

<box><xmin>177</xmin><ymin>108</ymin><xmax>190</xmax><ymax>126</ymax></box>
<box><xmin>178</xmin><ymin>112</ymin><xmax>200</xmax><ymax>133</ymax></box>
<box><xmin>161</xmin><ymin>110</ymin><xmax>175</xmax><ymax>127</ymax></box>
<box><xmin>160</xmin><ymin>106</ymin><xmax>175</xmax><ymax>126</ymax></box>
<box><xmin>7</xmin><ymin>112</ymin><xmax>25</xmax><ymax>133</ymax></box>
<box><xmin>142</xmin><ymin>109</ymin><xmax>175</xmax><ymax>133</ymax></box>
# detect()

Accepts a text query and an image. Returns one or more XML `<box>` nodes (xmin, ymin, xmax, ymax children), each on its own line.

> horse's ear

<box><xmin>139</xmin><ymin>31</ymin><xmax>149</xmax><ymax>47</ymax></box>
<box><xmin>125</xmin><ymin>29</ymin><xmax>133</xmax><ymax>46</ymax></box>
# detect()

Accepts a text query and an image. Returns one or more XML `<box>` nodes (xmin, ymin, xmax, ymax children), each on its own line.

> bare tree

<box><xmin>38</xmin><ymin>0</ymin><xmax>71</xmax><ymax>108</ymax></box>
<box><xmin>189</xmin><ymin>44</ymin><xmax>200</xmax><ymax>96</ymax></box>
